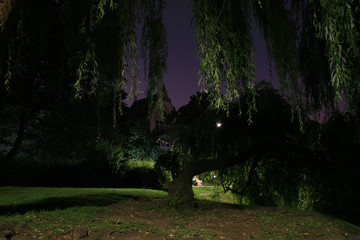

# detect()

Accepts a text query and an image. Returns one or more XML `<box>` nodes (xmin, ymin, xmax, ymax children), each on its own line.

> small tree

<box><xmin>125</xmin><ymin>120</ymin><xmax>159</xmax><ymax>161</ymax></box>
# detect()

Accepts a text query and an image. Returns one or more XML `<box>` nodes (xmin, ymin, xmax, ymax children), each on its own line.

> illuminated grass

<box><xmin>193</xmin><ymin>186</ymin><xmax>235</xmax><ymax>204</ymax></box>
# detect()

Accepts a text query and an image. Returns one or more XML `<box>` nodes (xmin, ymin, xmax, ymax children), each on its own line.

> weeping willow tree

<box><xmin>1</xmin><ymin>0</ymin><xmax>359</xmax><ymax>205</ymax></box>
<box><xmin>168</xmin><ymin>0</ymin><xmax>360</xmax><ymax>206</ymax></box>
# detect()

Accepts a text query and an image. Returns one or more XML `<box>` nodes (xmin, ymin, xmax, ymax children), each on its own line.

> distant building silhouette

<box><xmin>130</xmin><ymin>95</ymin><xmax>175</xmax><ymax>150</ymax></box>
<box><xmin>130</xmin><ymin>94</ymin><xmax>175</xmax><ymax>134</ymax></box>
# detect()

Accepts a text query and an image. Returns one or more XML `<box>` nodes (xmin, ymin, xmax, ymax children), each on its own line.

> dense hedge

<box><xmin>0</xmin><ymin>141</ymin><xmax>170</xmax><ymax>190</ymax></box>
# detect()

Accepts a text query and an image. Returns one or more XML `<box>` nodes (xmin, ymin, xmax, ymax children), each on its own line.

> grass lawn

<box><xmin>0</xmin><ymin>186</ymin><xmax>359</xmax><ymax>240</ymax></box>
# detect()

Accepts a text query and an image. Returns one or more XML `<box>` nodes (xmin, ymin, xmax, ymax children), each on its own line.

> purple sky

<box><xmin>129</xmin><ymin>0</ymin><xmax>274</xmax><ymax>110</ymax></box>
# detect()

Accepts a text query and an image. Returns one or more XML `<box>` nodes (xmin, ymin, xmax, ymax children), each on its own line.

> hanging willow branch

<box><xmin>140</xmin><ymin>0</ymin><xmax>168</xmax><ymax>119</ymax></box>
<box><xmin>65</xmin><ymin>0</ymin><xmax>142</xmax><ymax>123</ymax></box>
<box><xmin>253</xmin><ymin>0</ymin><xmax>305</xmax><ymax>128</ymax></box>
<box><xmin>311</xmin><ymin>0</ymin><xmax>360</xmax><ymax>111</ymax></box>
<box><xmin>70</xmin><ymin>0</ymin><xmax>168</xmax><ymax>120</ymax></box>
<box><xmin>192</xmin><ymin>0</ymin><xmax>256</xmax><ymax>121</ymax></box>
<box><xmin>192</xmin><ymin>0</ymin><xmax>360</xmax><ymax>122</ymax></box>
<box><xmin>3</xmin><ymin>0</ymin><xmax>359</xmax><ymax>123</ymax></box>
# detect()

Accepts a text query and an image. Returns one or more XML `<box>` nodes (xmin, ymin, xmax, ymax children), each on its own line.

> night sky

<box><xmin>131</xmin><ymin>0</ymin><xmax>274</xmax><ymax>110</ymax></box>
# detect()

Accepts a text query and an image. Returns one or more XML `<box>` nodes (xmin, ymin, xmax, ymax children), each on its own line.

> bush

<box><xmin>198</xmin><ymin>171</ymin><xmax>218</xmax><ymax>186</ymax></box>
<box><xmin>120</xmin><ymin>160</ymin><xmax>171</xmax><ymax>189</ymax></box>
<box><xmin>0</xmin><ymin>139</ymin><xmax>128</xmax><ymax>187</ymax></box>
<box><xmin>125</xmin><ymin>121</ymin><xmax>159</xmax><ymax>161</ymax></box>
<box><xmin>1</xmin><ymin>139</ymin><xmax>171</xmax><ymax>190</ymax></box>
<box><xmin>155</xmin><ymin>152</ymin><xmax>180</xmax><ymax>179</ymax></box>
<box><xmin>71</xmin><ymin>139</ymin><xmax>127</xmax><ymax>187</ymax></box>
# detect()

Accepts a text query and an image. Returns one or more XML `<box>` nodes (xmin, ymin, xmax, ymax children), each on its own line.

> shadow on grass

<box><xmin>330</xmin><ymin>213</ymin><xmax>360</xmax><ymax>227</ymax></box>
<box><xmin>0</xmin><ymin>193</ymin><xmax>142</xmax><ymax>216</ymax></box>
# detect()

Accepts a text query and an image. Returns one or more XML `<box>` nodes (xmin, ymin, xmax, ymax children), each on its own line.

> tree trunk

<box><xmin>167</xmin><ymin>146</ymin><xmax>261</xmax><ymax>208</ymax></box>
<box><xmin>0</xmin><ymin>0</ymin><xmax>15</xmax><ymax>31</ymax></box>
<box><xmin>167</xmin><ymin>165</ymin><xmax>195</xmax><ymax>208</ymax></box>
<box><xmin>3</xmin><ymin>106</ymin><xmax>33</xmax><ymax>163</ymax></box>
<box><xmin>0</xmin><ymin>57</ymin><xmax>5</xmax><ymax>110</ymax></box>
<box><xmin>0</xmin><ymin>0</ymin><xmax>20</xmax><ymax>57</ymax></box>
<box><xmin>0</xmin><ymin>0</ymin><xmax>22</xmax><ymax>110</ymax></box>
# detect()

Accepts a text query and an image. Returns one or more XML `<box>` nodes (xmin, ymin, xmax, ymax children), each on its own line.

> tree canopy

<box><xmin>1</xmin><ymin>0</ymin><xmax>359</xmax><ymax>119</ymax></box>
<box><xmin>193</xmin><ymin>0</ymin><xmax>359</xmax><ymax>121</ymax></box>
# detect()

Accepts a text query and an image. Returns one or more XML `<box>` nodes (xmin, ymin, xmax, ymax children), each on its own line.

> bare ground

<box><xmin>1</xmin><ymin>199</ymin><xmax>360</xmax><ymax>240</ymax></box>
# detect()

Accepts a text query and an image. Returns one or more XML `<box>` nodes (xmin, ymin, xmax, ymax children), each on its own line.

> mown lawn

<box><xmin>0</xmin><ymin>186</ymin><xmax>359</xmax><ymax>240</ymax></box>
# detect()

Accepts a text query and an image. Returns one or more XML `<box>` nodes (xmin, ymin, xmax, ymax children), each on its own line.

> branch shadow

<box><xmin>0</xmin><ymin>193</ymin><xmax>142</xmax><ymax>216</ymax></box>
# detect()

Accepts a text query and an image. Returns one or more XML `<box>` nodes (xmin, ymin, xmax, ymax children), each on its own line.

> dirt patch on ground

<box><xmin>0</xmin><ymin>222</ymin><xmax>32</xmax><ymax>240</ymax></box>
<box><xmin>1</xmin><ymin>199</ymin><xmax>359</xmax><ymax>240</ymax></box>
<box><xmin>99</xmin><ymin>200</ymin><xmax>262</xmax><ymax>240</ymax></box>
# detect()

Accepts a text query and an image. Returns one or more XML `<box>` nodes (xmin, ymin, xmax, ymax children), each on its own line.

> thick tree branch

<box><xmin>223</xmin><ymin>154</ymin><xmax>262</xmax><ymax>196</ymax></box>
<box><xmin>183</xmin><ymin>144</ymin><xmax>266</xmax><ymax>179</ymax></box>
<box><xmin>168</xmin><ymin>144</ymin><xmax>268</xmax><ymax>207</ymax></box>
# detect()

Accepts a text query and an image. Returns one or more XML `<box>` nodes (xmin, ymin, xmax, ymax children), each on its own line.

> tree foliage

<box><xmin>1</xmin><ymin>0</ymin><xmax>359</xmax><ymax>119</ymax></box>
<box><xmin>169</xmin><ymin>92</ymin><xmax>225</xmax><ymax>162</ymax></box>
<box><xmin>1</xmin><ymin>0</ymin><xmax>168</xmax><ymax>120</ymax></box>
<box><xmin>170</xmin><ymin>84</ymin><xmax>360</xmax><ymax>216</ymax></box>
<box><xmin>310</xmin><ymin>0</ymin><xmax>360</xmax><ymax>108</ymax></box>
<box><xmin>193</xmin><ymin>0</ymin><xmax>256</xmax><ymax>118</ymax></box>
<box><xmin>125</xmin><ymin>120</ymin><xmax>159</xmax><ymax>161</ymax></box>
<box><xmin>192</xmin><ymin>0</ymin><xmax>360</xmax><ymax>120</ymax></box>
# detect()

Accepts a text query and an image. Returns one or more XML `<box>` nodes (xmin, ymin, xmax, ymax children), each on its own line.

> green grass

<box><xmin>0</xmin><ymin>187</ymin><xmax>168</xmax><ymax>239</ymax></box>
<box><xmin>249</xmin><ymin>207</ymin><xmax>360</xmax><ymax>239</ymax></box>
<box><xmin>0</xmin><ymin>187</ymin><xmax>166</xmax><ymax>225</ymax></box>
<box><xmin>0</xmin><ymin>186</ymin><xmax>359</xmax><ymax>240</ymax></box>
<box><xmin>193</xmin><ymin>185</ymin><xmax>236</xmax><ymax>203</ymax></box>
<box><xmin>0</xmin><ymin>186</ymin><xmax>166</xmax><ymax>205</ymax></box>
